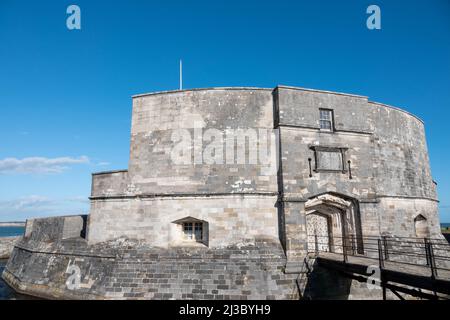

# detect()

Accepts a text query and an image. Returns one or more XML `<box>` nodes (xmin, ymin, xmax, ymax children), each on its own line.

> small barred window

<box><xmin>183</xmin><ymin>222</ymin><xmax>203</xmax><ymax>241</ymax></box>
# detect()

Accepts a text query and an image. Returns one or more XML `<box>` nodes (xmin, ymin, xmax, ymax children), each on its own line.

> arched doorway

<box><xmin>305</xmin><ymin>193</ymin><xmax>363</xmax><ymax>255</ymax></box>
<box><xmin>306</xmin><ymin>212</ymin><xmax>332</xmax><ymax>252</ymax></box>
<box><xmin>414</xmin><ymin>214</ymin><xmax>429</xmax><ymax>238</ymax></box>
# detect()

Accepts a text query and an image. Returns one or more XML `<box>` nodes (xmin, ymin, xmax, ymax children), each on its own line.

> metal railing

<box><xmin>307</xmin><ymin>234</ymin><xmax>450</xmax><ymax>280</ymax></box>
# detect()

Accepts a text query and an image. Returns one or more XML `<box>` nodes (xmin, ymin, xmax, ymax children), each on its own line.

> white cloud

<box><xmin>97</xmin><ymin>161</ymin><xmax>111</xmax><ymax>166</ymax></box>
<box><xmin>0</xmin><ymin>156</ymin><xmax>89</xmax><ymax>174</ymax></box>
<box><xmin>0</xmin><ymin>195</ymin><xmax>89</xmax><ymax>221</ymax></box>
<box><xmin>0</xmin><ymin>196</ymin><xmax>55</xmax><ymax>219</ymax></box>
<box><xmin>3</xmin><ymin>195</ymin><xmax>51</xmax><ymax>210</ymax></box>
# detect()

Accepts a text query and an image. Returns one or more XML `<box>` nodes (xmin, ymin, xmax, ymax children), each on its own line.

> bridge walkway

<box><xmin>308</xmin><ymin>235</ymin><xmax>450</xmax><ymax>299</ymax></box>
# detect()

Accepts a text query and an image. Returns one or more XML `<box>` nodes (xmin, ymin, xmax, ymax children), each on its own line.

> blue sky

<box><xmin>0</xmin><ymin>0</ymin><xmax>449</xmax><ymax>222</ymax></box>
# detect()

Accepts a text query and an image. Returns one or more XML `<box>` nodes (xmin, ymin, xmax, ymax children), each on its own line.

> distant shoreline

<box><xmin>0</xmin><ymin>222</ymin><xmax>25</xmax><ymax>227</ymax></box>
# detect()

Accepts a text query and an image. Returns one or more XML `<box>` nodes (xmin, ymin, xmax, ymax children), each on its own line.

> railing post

<box><xmin>351</xmin><ymin>234</ymin><xmax>356</xmax><ymax>255</ymax></box>
<box><xmin>425</xmin><ymin>238</ymin><xmax>438</xmax><ymax>279</ymax></box>
<box><xmin>314</xmin><ymin>234</ymin><xmax>319</xmax><ymax>255</ymax></box>
<box><xmin>424</xmin><ymin>238</ymin><xmax>430</xmax><ymax>266</ymax></box>
<box><xmin>358</xmin><ymin>235</ymin><xmax>364</xmax><ymax>255</ymax></box>
<box><xmin>378</xmin><ymin>238</ymin><xmax>384</xmax><ymax>269</ymax></box>
<box><xmin>377</xmin><ymin>238</ymin><xmax>386</xmax><ymax>300</ymax></box>
<box><xmin>382</xmin><ymin>236</ymin><xmax>389</xmax><ymax>261</ymax></box>
<box><xmin>429</xmin><ymin>241</ymin><xmax>438</xmax><ymax>279</ymax></box>
<box><xmin>343</xmin><ymin>235</ymin><xmax>348</xmax><ymax>263</ymax></box>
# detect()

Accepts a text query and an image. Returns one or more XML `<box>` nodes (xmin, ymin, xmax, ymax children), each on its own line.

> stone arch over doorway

<box><xmin>305</xmin><ymin>192</ymin><xmax>363</xmax><ymax>254</ymax></box>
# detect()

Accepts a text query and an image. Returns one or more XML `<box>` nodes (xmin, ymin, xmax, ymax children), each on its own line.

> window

<box><xmin>172</xmin><ymin>217</ymin><xmax>208</xmax><ymax>246</ymax></box>
<box><xmin>183</xmin><ymin>222</ymin><xmax>203</xmax><ymax>241</ymax></box>
<box><xmin>319</xmin><ymin>109</ymin><xmax>334</xmax><ymax>131</ymax></box>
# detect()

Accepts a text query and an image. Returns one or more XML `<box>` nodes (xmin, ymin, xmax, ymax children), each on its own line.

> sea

<box><xmin>0</xmin><ymin>226</ymin><xmax>25</xmax><ymax>238</ymax></box>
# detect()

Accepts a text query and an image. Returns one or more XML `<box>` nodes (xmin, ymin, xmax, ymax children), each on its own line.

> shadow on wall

<box><xmin>300</xmin><ymin>260</ymin><xmax>352</xmax><ymax>300</ymax></box>
<box><xmin>299</xmin><ymin>260</ymin><xmax>428</xmax><ymax>300</ymax></box>
<box><xmin>443</xmin><ymin>233</ymin><xmax>450</xmax><ymax>244</ymax></box>
<box><xmin>299</xmin><ymin>259</ymin><xmax>389</xmax><ymax>300</ymax></box>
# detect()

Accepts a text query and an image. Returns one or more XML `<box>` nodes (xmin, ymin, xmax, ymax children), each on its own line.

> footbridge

<box><xmin>308</xmin><ymin>235</ymin><xmax>450</xmax><ymax>299</ymax></box>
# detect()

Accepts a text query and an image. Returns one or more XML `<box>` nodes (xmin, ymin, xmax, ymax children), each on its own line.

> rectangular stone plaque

<box><xmin>317</xmin><ymin>150</ymin><xmax>343</xmax><ymax>171</ymax></box>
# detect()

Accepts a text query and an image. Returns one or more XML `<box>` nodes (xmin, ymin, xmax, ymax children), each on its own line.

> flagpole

<box><xmin>179</xmin><ymin>59</ymin><xmax>183</xmax><ymax>90</ymax></box>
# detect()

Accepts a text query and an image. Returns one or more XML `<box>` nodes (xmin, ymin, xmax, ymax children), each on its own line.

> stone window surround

<box><xmin>171</xmin><ymin>216</ymin><xmax>209</xmax><ymax>247</ymax></box>
<box><xmin>310</xmin><ymin>145</ymin><xmax>348</xmax><ymax>173</ymax></box>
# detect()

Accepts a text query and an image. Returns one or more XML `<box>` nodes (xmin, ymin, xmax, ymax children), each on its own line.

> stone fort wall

<box><xmin>272</xmin><ymin>86</ymin><xmax>439</xmax><ymax>264</ymax></box>
<box><xmin>2</xmin><ymin>86</ymin><xmax>441</xmax><ymax>300</ymax></box>
<box><xmin>87</xmin><ymin>86</ymin><xmax>439</xmax><ymax>262</ymax></box>
<box><xmin>4</xmin><ymin>216</ymin><xmax>438</xmax><ymax>300</ymax></box>
<box><xmin>3</xmin><ymin>216</ymin><xmax>298</xmax><ymax>300</ymax></box>
<box><xmin>88</xmin><ymin>88</ymin><xmax>280</xmax><ymax>246</ymax></box>
<box><xmin>87</xmin><ymin>195</ymin><xmax>279</xmax><ymax>247</ymax></box>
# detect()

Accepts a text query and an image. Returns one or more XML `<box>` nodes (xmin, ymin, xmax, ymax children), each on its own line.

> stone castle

<box><xmin>2</xmin><ymin>86</ymin><xmax>442</xmax><ymax>299</ymax></box>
